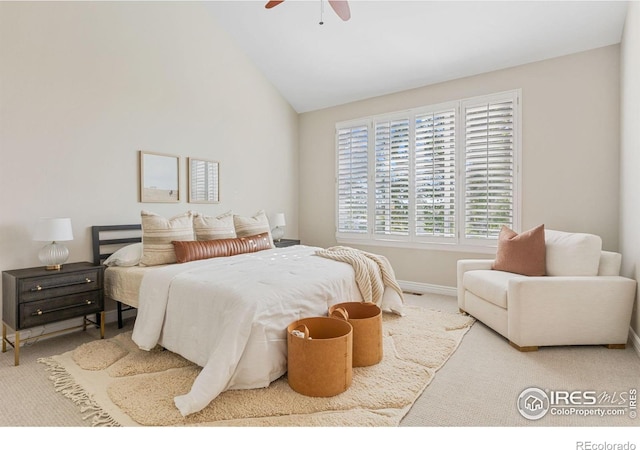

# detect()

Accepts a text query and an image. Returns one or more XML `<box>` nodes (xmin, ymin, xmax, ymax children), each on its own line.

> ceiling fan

<box><xmin>265</xmin><ymin>0</ymin><xmax>351</xmax><ymax>22</ymax></box>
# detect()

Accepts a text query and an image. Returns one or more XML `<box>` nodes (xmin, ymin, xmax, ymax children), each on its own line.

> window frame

<box><xmin>335</xmin><ymin>89</ymin><xmax>521</xmax><ymax>253</ymax></box>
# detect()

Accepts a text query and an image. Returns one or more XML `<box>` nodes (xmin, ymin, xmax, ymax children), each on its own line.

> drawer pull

<box><xmin>30</xmin><ymin>278</ymin><xmax>95</xmax><ymax>292</ymax></box>
<box><xmin>31</xmin><ymin>300</ymin><xmax>94</xmax><ymax>316</ymax></box>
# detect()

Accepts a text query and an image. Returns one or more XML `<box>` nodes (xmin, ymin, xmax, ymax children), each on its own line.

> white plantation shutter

<box><xmin>375</xmin><ymin>118</ymin><xmax>410</xmax><ymax>236</ymax></box>
<box><xmin>335</xmin><ymin>90</ymin><xmax>520</xmax><ymax>249</ymax></box>
<box><xmin>463</xmin><ymin>94</ymin><xmax>517</xmax><ymax>239</ymax></box>
<box><xmin>337</xmin><ymin>124</ymin><xmax>369</xmax><ymax>233</ymax></box>
<box><xmin>414</xmin><ymin>109</ymin><xmax>456</xmax><ymax>238</ymax></box>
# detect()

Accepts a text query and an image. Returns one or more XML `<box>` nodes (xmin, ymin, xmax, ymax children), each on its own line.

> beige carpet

<box><xmin>38</xmin><ymin>305</ymin><xmax>474</xmax><ymax>427</ymax></box>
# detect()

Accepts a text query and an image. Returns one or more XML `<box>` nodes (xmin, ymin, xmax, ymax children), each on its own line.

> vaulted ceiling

<box><xmin>206</xmin><ymin>1</ymin><xmax>628</xmax><ymax>113</ymax></box>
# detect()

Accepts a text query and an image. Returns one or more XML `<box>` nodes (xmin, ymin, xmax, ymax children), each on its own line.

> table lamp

<box><xmin>271</xmin><ymin>213</ymin><xmax>286</xmax><ymax>242</ymax></box>
<box><xmin>33</xmin><ymin>217</ymin><xmax>74</xmax><ymax>270</ymax></box>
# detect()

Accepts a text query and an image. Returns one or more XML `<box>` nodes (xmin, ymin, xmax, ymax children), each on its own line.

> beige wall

<box><xmin>620</xmin><ymin>1</ymin><xmax>640</xmax><ymax>338</ymax></box>
<box><xmin>0</xmin><ymin>2</ymin><xmax>299</xmax><ymax>315</ymax></box>
<box><xmin>0</xmin><ymin>2</ymin><xmax>631</xmax><ymax>333</ymax></box>
<box><xmin>299</xmin><ymin>45</ymin><xmax>621</xmax><ymax>288</ymax></box>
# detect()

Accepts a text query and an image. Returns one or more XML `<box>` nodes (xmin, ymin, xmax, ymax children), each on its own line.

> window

<box><xmin>336</xmin><ymin>90</ymin><xmax>520</xmax><ymax>252</ymax></box>
<box><xmin>462</xmin><ymin>96</ymin><xmax>517</xmax><ymax>241</ymax></box>
<box><xmin>337</xmin><ymin>124</ymin><xmax>369</xmax><ymax>234</ymax></box>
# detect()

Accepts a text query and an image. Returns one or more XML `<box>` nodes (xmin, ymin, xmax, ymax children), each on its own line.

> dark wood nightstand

<box><xmin>274</xmin><ymin>239</ymin><xmax>301</xmax><ymax>248</ymax></box>
<box><xmin>2</xmin><ymin>262</ymin><xmax>105</xmax><ymax>365</ymax></box>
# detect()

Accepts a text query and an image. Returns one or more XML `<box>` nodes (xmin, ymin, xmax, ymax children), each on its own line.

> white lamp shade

<box><xmin>33</xmin><ymin>218</ymin><xmax>74</xmax><ymax>242</ymax></box>
<box><xmin>272</xmin><ymin>213</ymin><xmax>286</xmax><ymax>228</ymax></box>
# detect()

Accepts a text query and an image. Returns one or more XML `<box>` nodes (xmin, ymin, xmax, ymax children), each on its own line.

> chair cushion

<box><xmin>545</xmin><ymin>230</ymin><xmax>602</xmax><ymax>276</ymax></box>
<box><xmin>463</xmin><ymin>270</ymin><xmax>527</xmax><ymax>309</ymax></box>
<box><xmin>492</xmin><ymin>224</ymin><xmax>546</xmax><ymax>276</ymax></box>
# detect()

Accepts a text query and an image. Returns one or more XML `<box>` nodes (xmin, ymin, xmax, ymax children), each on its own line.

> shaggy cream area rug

<box><xmin>39</xmin><ymin>306</ymin><xmax>474</xmax><ymax>427</ymax></box>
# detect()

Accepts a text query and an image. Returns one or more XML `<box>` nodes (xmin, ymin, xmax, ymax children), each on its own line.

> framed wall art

<box><xmin>139</xmin><ymin>151</ymin><xmax>181</xmax><ymax>203</ymax></box>
<box><xmin>188</xmin><ymin>157</ymin><xmax>219</xmax><ymax>204</ymax></box>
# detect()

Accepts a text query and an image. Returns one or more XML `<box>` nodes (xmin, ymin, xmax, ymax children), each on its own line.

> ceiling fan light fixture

<box><xmin>328</xmin><ymin>0</ymin><xmax>351</xmax><ymax>21</ymax></box>
<box><xmin>265</xmin><ymin>1</ymin><xmax>285</xmax><ymax>9</ymax></box>
<box><xmin>264</xmin><ymin>0</ymin><xmax>351</xmax><ymax>22</ymax></box>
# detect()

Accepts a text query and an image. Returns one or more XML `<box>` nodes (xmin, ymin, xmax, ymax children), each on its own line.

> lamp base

<box><xmin>39</xmin><ymin>242</ymin><xmax>69</xmax><ymax>270</ymax></box>
<box><xmin>272</xmin><ymin>226</ymin><xmax>285</xmax><ymax>242</ymax></box>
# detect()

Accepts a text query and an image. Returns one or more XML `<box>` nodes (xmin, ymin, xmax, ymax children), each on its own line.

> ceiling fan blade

<box><xmin>328</xmin><ymin>0</ymin><xmax>351</xmax><ymax>21</ymax></box>
<box><xmin>265</xmin><ymin>1</ymin><xmax>285</xmax><ymax>9</ymax></box>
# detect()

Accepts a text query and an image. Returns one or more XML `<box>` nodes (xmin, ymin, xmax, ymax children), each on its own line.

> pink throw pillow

<box><xmin>492</xmin><ymin>224</ymin><xmax>546</xmax><ymax>276</ymax></box>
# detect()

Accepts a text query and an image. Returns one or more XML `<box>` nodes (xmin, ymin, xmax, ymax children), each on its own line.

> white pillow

<box><xmin>193</xmin><ymin>211</ymin><xmax>236</xmax><ymax>240</ymax></box>
<box><xmin>103</xmin><ymin>243</ymin><xmax>143</xmax><ymax>267</ymax></box>
<box><xmin>544</xmin><ymin>229</ymin><xmax>602</xmax><ymax>276</ymax></box>
<box><xmin>233</xmin><ymin>210</ymin><xmax>274</xmax><ymax>247</ymax></box>
<box><xmin>140</xmin><ymin>210</ymin><xmax>195</xmax><ymax>266</ymax></box>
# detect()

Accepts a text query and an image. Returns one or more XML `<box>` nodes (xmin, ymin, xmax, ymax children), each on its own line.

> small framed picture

<box><xmin>139</xmin><ymin>151</ymin><xmax>181</xmax><ymax>203</ymax></box>
<box><xmin>188</xmin><ymin>157</ymin><xmax>220</xmax><ymax>204</ymax></box>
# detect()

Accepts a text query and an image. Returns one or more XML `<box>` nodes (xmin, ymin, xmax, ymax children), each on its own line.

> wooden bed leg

<box><xmin>117</xmin><ymin>302</ymin><xmax>123</xmax><ymax>329</ymax></box>
<box><xmin>509</xmin><ymin>341</ymin><xmax>538</xmax><ymax>352</ymax></box>
<box><xmin>606</xmin><ymin>344</ymin><xmax>626</xmax><ymax>349</ymax></box>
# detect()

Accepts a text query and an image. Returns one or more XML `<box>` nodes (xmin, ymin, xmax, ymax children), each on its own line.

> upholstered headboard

<box><xmin>91</xmin><ymin>224</ymin><xmax>142</xmax><ymax>266</ymax></box>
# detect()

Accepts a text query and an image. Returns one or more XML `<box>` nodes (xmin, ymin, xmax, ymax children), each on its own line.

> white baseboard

<box><xmin>398</xmin><ymin>280</ymin><xmax>456</xmax><ymax>297</ymax></box>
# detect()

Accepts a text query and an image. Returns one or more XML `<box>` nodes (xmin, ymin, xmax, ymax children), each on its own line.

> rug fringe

<box><xmin>38</xmin><ymin>356</ymin><xmax>121</xmax><ymax>427</ymax></box>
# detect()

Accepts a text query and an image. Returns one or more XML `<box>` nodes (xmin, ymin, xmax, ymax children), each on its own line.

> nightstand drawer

<box><xmin>19</xmin><ymin>268</ymin><xmax>102</xmax><ymax>302</ymax></box>
<box><xmin>20</xmin><ymin>290</ymin><xmax>103</xmax><ymax>328</ymax></box>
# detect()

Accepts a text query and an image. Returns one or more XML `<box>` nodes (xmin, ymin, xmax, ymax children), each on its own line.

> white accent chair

<box><xmin>457</xmin><ymin>230</ymin><xmax>637</xmax><ymax>351</ymax></box>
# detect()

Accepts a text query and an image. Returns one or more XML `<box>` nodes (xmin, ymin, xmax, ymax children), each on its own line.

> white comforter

<box><xmin>131</xmin><ymin>245</ymin><xmax>404</xmax><ymax>416</ymax></box>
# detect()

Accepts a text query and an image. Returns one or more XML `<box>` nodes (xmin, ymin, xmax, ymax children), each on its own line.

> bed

<box><xmin>92</xmin><ymin>224</ymin><xmax>143</xmax><ymax>328</ymax></box>
<box><xmin>92</xmin><ymin>222</ymin><xmax>404</xmax><ymax>417</ymax></box>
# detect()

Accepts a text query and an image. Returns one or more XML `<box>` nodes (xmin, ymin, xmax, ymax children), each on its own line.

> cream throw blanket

<box><xmin>315</xmin><ymin>246</ymin><xmax>404</xmax><ymax>307</ymax></box>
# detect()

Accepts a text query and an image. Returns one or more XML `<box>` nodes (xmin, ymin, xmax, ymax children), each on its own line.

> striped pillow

<box><xmin>233</xmin><ymin>210</ymin><xmax>274</xmax><ymax>248</ymax></box>
<box><xmin>140</xmin><ymin>210</ymin><xmax>195</xmax><ymax>266</ymax></box>
<box><xmin>193</xmin><ymin>211</ymin><xmax>236</xmax><ymax>241</ymax></box>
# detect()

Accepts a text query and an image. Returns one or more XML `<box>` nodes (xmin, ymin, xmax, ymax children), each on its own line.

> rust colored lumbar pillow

<box><xmin>173</xmin><ymin>233</ymin><xmax>272</xmax><ymax>263</ymax></box>
<box><xmin>491</xmin><ymin>224</ymin><xmax>546</xmax><ymax>276</ymax></box>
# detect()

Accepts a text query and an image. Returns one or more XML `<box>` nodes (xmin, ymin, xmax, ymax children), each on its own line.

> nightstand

<box><xmin>2</xmin><ymin>262</ymin><xmax>105</xmax><ymax>366</ymax></box>
<box><xmin>274</xmin><ymin>239</ymin><xmax>301</xmax><ymax>248</ymax></box>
